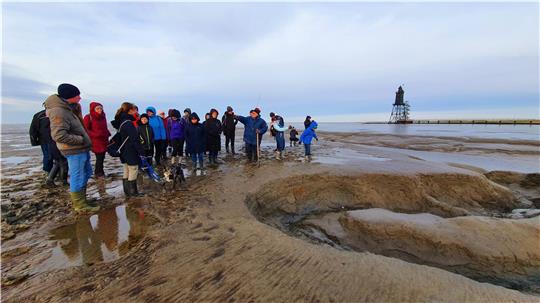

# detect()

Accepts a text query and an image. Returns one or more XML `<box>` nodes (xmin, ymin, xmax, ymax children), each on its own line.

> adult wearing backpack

<box><xmin>112</xmin><ymin>102</ymin><xmax>145</xmax><ymax>197</ymax></box>
<box><xmin>83</xmin><ymin>102</ymin><xmax>111</xmax><ymax>178</ymax></box>
<box><xmin>29</xmin><ymin>108</ymin><xmax>54</xmax><ymax>173</ymax></box>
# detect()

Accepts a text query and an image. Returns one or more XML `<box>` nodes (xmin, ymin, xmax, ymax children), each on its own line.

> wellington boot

<box><xmin>70</xmin><ymin>191</ymin><xmax>100</xmax><ymax>213</ymax></box>
<box><xmin>122</xmin><ymin>179</ymin><xmax>130</xmax><ymax>197</ymax></box>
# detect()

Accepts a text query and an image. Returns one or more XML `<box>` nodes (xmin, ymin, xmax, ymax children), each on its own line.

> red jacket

<box><xmin>83</xmin><ymin>102</ymin><xmax>111</xmax><ymax>154</ymax></box>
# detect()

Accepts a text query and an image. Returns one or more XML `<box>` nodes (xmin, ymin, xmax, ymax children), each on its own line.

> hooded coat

<box><xmin>184</xmin><ymin>113</ymin><xmax>206</xmax><ymax>154</ymax></box>
<box><xmin>145</xmin><ymin>106</ymin><xmax>167</xmax><ymax>140</ymax></box>
<box><xmin>221</xmin><ymin>110</ymin><xmax>238</xmax><ymax>136</ymax></box>
<box><xmin>111</xmin><ymin>112</ymin><xmax>144</xmax><ymax>165</ymax></box>
<box><xmin>44</xmin><ymin>94</ymin><xmax>92</xmax><ymax>156</ymax></box>
<box><xmin>29</xmin><ymin>109</ymin><xmax>52</xmax><ymax>146</ymax></box>
<box><xmin>205</xmin><ymin>109</ymin><xmax>222</xmax><ymax>152</ymax></box>
<box><xmin>300</xmin><ymin>121</ymin><xmax>318</xmax><ymax>144</ymax></box>
<box><xmin>237</xmin><ymin>114</ymin><xmax>268</xmax><ymax>145</ymax></box>
<box><xmin>138</xmin><ymin>119</ymin><xmax>154</xmax><ymax>152</ymax></box>
<box><xmin>83</xmin><ymin>102</ymin><xmax>111</xmax><ymax>154</ymax></box>
<box><xmin>167</xmin><ymin>110</ymin><xmax>185</xmax><ymax>141</ymax></box>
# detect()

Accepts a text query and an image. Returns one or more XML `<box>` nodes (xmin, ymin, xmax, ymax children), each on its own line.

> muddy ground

<box><xmin>1</xmin><ymin>130</ymin><xmax>539</xmax><ymax>302</ymax></box>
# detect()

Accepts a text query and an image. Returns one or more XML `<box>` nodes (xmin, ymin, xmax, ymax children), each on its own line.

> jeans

<box><xmin>41</xmin><ymin>144</ymin><xmax>53</xmax><ymax>172</ymax></box>
<box><xmin>275</xmin><ymin>132</ymin><xmax>285</xmax><ymax>151</ymax></box>
<box><xmin>190</xmin><ymin>152</ymin><xmax>204</xmax><ymax>164</ymax></box>
<box><xmin>94</xmin><ymin>152</ymin><xmax>105</xmax><ymax>177</ymax></box>
<box><xmin>304</xmin><ymin>143</ymin><xmax>311</xmax><ymax>156</ymax></box>
<box><xmin>65</xmin><ymin>151</ymin><xmax>92</xmax><ymax>192</ymax></box>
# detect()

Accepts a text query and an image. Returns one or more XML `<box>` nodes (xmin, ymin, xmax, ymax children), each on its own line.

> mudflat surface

<box><xmin>1</xmin><ymin>125</ymin><xmax>539</xmax><ymax>302</ymax></box>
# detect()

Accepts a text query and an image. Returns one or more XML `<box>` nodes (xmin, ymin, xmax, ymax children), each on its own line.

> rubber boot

<box><xmin>231</xmin><ymin>142</ymin><xmax>235</xmax><ymax>154</ymax></box>
<box><xmin>280</xmin><ymin>151</ymin><xmax>284</xmax><ymax>160</ymax></box>
<box><xmin>46</xmin><ymin>162</ymin><xmax>60</xmax><ymax>187</ymax></box>
<box><xmin>275</xmin><ymin>151</ymin><xmax>281</xmax><ymax>160</ymax></box>
<box><xmin>60</xmin><ymin>161</ymin><xmax>69</xmax><ymax>186</ymax></box>
<box><xmin>81</xmin><ymin>186</ymin><xmax>98</xmax><ymax>207</ymax></box>
<box><xmin>122</xmin><ymin>179</ymin><xmax>130</xmax><ymax>197</ymax></box>
<box><xmin>70</xmin><ymin>191</ymin><xmax>100</xmax><ymax>213</ymax></box>
<box><xmin>128</xmin><ymin>180</ymin><xmax>144</xmax><ymax>197</ymax></box>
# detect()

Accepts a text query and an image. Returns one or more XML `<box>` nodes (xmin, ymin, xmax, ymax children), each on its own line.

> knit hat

<box><xmin>254</xmin><ymin>107</ymin><xmax>261</xmax><ymax>114</ymax></box>
<box><xmin>57</xmin><ymin>83</ymin><xmax>80</xmax><ymax>99</ymax></box>
<box><xmin>227</xmin><ymin>106</ymin><xmax>233</xmax><ymax>112</ymax></box>
<box><xmin>184</xmin><ymin>108</ymin><xmax>192</xmax><ymax>114</ymax></box>
<box><xmin>269</xmin><ymin>112</ymin><xmax>275</xmax><ymax>118</ymax></box>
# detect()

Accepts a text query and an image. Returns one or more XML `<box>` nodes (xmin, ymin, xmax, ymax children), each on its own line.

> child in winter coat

<box><xmin>184</xmin><ymin>112</ymin><xmax>206</xmax><ymax>170</ymax></box>
<box><xmin>289</xmin><ymin>127</ymin><xmax>299</xmax><ymax>146</ymax></box>
<box><xmin>138</xmin><ymin>113</ymin><xmax>155</xmax><ymax>166</ymax></box>
<box><xmin>299</xmin><ymin>121</ymin><xmax>318</xmax><ymax>161</ymax></box>
<box><xmin>167</xmin><ymin>109</ymin><xmax>185</xmax><ymax>164</ymax></box>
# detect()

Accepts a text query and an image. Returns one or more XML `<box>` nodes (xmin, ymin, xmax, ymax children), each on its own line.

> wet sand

<box><xmin>1</xmin><ymin>128</ymin><xmax>539</xmax><ymax>302</ymax></box>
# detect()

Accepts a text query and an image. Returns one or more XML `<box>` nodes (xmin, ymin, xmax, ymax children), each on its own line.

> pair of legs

<box><xmin>225</xmin><ymin>133</ymin><xmax>235</xmax><ymax>153</ymax></box>
<box><xmin>245</xmin><ymin>143</ymin><xmax>260</xmax><ymax>162</ymax></box>
<box><xmin>190</xmin><ymin>152</ymin><xmax>204</xmax><ymax>168</ymax></box>
<box><xmin>47</xmin><ymin>157</ymin><xmax>68</xmax><ymax>186</ymax></box>
<box><xmin>304</xmin><ymin>143</ymin><xmax>311</xmax><ymax>156</ymax></box>
<box><xmin>65</xmin><ymin>151</ymin><xmax>99</xmax><ymax>212</ymax></box>
<box><xmin>275</xmin><ymin>132</ymin><xmax>285</xmax><ymax>159</ymax></box>
<box><xmin>154</xmin><ymin>140</ymin><xmax>166</xmax><ymax>165</ymax></box>
<box><xmin>94</xmin><ymin>152</ymin><xmax>106</xmax><ymax>177</ymax></box>
<box><xmin>41</xmin><ymin>144</ymin><xmax>53</xmax><ymax>173</ymax></box>
<box><xmin>123</xmin><ymin>163</ymin><xmax>142</xmax><ymax>196</ymax></box>
<box><xmin>65</xmin><ymin>151</ymin><xmax>93</xmax><ymax>193</ymax></box>
<box><xmin>171</xmin><ymin>139</ymin><xmax>184</xmax><ymax>156</ymax></box>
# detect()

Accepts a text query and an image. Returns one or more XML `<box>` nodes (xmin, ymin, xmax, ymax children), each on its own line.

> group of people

<box><xmin>30</xmin><ymin>83</ymin><xmax>319</xmax><ymax>213</ymax></box>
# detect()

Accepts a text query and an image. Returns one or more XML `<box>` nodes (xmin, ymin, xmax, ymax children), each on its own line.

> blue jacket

<box><xmin>146</xmin><ymin>106</ymin><xmax>167</xmax><ymax>140</ymax></box>
<box><xmin>300</xmin><ymin>121</ymin><xmax>318</xmax><ymax>144</ymax></box>
<box><xmin>237</xmin><ymin>115</ymin><xmax>268</xmax><ymax>145</ymax></box>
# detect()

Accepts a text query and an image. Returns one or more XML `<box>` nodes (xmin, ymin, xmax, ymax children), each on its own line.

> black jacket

<box><xmin>29</xmin><ymin>110</ymin><xmax>52</xmax><ymax>146</ymax></box>
<box><xmin>111</xmin><ymin>113</ymin><xmax>144</xmax><ymax>165</ymax></box>
<box><xmin>185</xmin><ymin>113</ymin><xmax>206</xmax><ymax>154</ymax></box>
<box><xmin>221</xmin><ymin>112</ymin><xmax>238</xmax><ymax>136</ymax></box>
<box><xmin>204</xmin><ymin>118</ymin><xmax>222</xmax><ymax>152</ymax></box>
<box><xmin>138</xmin><ymin>123</ymin><xmax>154</xmax><ymax>151</ymax></box>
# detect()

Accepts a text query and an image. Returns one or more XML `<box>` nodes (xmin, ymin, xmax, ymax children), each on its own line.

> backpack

<box><xmin>107</xmin><ymin>120</ymin><xmax>130</xmax><ymax>157</ymax></box>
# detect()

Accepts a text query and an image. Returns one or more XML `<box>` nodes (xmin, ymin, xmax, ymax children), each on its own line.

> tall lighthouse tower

<box><xmin>388</xmin><ymin>85</ymin><xmax>411</xmax><ymax>124</ymax></box>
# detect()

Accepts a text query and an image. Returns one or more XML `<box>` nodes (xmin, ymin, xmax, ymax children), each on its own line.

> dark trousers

<box><xmin>47</xmin><ymin>157</ymin><xmax>68</xmax><ymax>184</ymax></box>
<box><xmin>154</xmin><ymin>140</ymin><xmax>166</xmax><ymax>164</ymax></box>
<box><xmin>304</xmin><ymin>143</ymin><xmax>311</xmax><ymax>156</ymax></box>
<box><xmin>245</xmin><ymin>143</ymin><xmax>259</xmax><ymax>161</ymax></box>
<box><xmin>94</xmin><ymin>152</ymin><xmax>105</xmax><ymax>177</ymax></box>
<box><xmin>171</xmin><ymin>139</ymin><xmax>184</xmax><ymax>157</ymax></box>
<box><xmin>290</xmin><ymin>138</ymin><xmax>299</xmax><ymax>146</ymax></box>
<box><xmin>225</xmin><ymin>133</ymin><xmax>235</xmax><ymax>153</ymax></box>
<box><xmin>41</xmin><ymin>144</ymin><xmax>53</xmax><ymax>173</ymax></box>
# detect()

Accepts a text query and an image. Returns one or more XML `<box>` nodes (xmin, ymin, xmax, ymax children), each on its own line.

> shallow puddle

<box><xmin>33</xmin><ymin>205</ymin><xmax>148</xmax><ymax>273</ymax></box>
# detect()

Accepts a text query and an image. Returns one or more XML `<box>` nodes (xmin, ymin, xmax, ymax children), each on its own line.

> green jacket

<box><xmin>44</xmin><ymin>94</ymin><xmax>92</xmax><ymax>156</ymax></box>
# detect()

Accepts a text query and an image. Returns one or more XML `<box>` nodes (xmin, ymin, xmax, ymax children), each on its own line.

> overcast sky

<box><xmin>2</xmin><ymin>2</ymin><xmax>539</xmax><ymax>123</ymax></box>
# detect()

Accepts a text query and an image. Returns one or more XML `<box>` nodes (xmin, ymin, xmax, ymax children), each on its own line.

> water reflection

<box><xmin>44</xmin><ymin>205</ymin><xmax>146</xmax><ymax>269</ymax></box>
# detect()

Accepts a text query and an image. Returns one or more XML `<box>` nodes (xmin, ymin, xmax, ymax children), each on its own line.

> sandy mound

<box><xmin>338</xmin><ymin>208</ymin><xmax>540</xmax><ymax>292</ymax></box>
